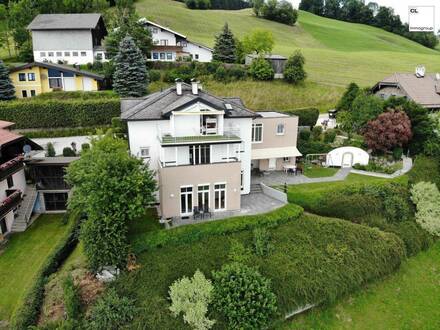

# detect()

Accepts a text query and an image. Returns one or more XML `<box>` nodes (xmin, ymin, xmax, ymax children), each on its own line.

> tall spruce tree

<box><xmin>0</xmin><ymin>60</ymin><xmax>15</xmax><ymax>100</ymax></box>
<box><xmin>113</xmin><ymin>34</ymin><xmax>148</xmax><ymax>97</ymax></box>
<box><xmin>212</xmin><ymin>23</ymin><xmax>236</xmax><ymax>63</ymax></box>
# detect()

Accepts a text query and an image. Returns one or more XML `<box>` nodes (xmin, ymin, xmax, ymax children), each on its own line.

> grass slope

<box><xmin>282</xmin><ymin>241</ymin><xmax>440</xmax><ymax>329</ymax></box>
<box><xmin>138</xmin><ymin>0</ymin><xmax>440</xmax><ymax>86</ymax></box>
<box><xmin>0</xmin><ymin>215</ymin><xmax>67</xmax><ymax>322</ymax></box>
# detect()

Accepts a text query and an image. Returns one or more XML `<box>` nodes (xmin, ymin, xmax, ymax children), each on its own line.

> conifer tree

<box><xmin>212</xmin><ymin>23</ymin><xmax>236</xmax><ymax>63</ymax></box>
<box><xmin>113</xmin><ymin>34</ymin><xmax>148</xmax><ymax>97</ymax></box>
<box><xmin>0</xmin><ymin>60</ymin><xmax>15</xmax><ymax>100</ymax></box>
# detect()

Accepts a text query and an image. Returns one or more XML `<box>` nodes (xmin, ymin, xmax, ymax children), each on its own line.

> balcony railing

<box><xmin>0</xmin><ymin>156</ymin><xmax>24</xmax><ymax>181</ymax></box>
<box><xmin>36</xmin><ymin>177</ymin><xmax>70</xmax><ymax>190</ymax></box>
<box><xmin>158</xmin><ymin>129</ymin><xmax>241</xmax><ymax>145</ymax></box>
<box><xmin>0</xmin><ymin>189</ymin><xmax>22</xmax><ymax>217</ymax></box>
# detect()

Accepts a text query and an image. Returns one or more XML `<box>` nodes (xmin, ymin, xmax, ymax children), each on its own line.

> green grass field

<box><xmin>303</xmin><ymin>165</ymin><xmax>339</xmax><ymax>178</ymax></box>
<box><xmin>281</xmin><ymin>240</ymin><xmax>440</xmax><ymax>329</ymax></box>
<box><xmin>0</xmin><ymin>215</ymin><xmax>68</xmax><ymax>322</ymax></box>
<box><xmin>138</xmin><ymin>0</ymin><xmax>440</xmax><ymax>87</ymax></box>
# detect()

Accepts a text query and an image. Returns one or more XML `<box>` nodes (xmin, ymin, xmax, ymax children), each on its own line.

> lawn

<box><xmin>303</xmin><ymin>165</ymin><xmax>338</xmax><ymax>178</ymax></box>
<box><xmin>0</xmin><ymin>215</ymin><xmax>69</xmax><ymax>322</ymax></box>
<box><xmin>138</xmin><ymin>0</ymin><xmax>440</xmax><ymax>87</ymax></box>
<box><xmin>281</xmin><ymin>240</ymin><xmax>440</xmax><ymax>330</ymax></box>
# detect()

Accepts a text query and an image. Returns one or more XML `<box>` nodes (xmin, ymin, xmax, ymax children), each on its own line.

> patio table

<box><xmin>283</xmin><ymin>164</ymin><xmax>296</xmax><ymax>173</ymax></box>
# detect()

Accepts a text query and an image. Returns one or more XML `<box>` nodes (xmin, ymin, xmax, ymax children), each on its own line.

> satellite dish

<box><xmin>415</xmin><ymin>65</ymin><xmax>426</xmax><ymax>78</ymax></box>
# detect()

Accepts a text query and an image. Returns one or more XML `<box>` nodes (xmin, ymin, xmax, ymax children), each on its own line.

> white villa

<box><xmin>139</xmin><ymin>19</ymin><xmax>213</xmax><ymax>62</ymax></box>
<box><xmin>121</xmin><ymin>81</ymin><xmax>301</xmax><ymax>220</ymax></box>
<box><xmin>27</xmin><ymin>13</ymin><xmax>108</xmax><ymax>65</ymax></box>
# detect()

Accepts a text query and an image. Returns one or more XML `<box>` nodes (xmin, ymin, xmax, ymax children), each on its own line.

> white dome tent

<box><xmin>326</xmin><ymin>147</ymin><xmax>369</xmax><ymax>168</ymax></box>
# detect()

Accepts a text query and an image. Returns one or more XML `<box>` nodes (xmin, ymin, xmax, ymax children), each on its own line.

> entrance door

<box><xmin>341</xmin><ymin>153</ymin><xmax>353</xmax><ymax>168</ymax></box>
<box><xmin>63</xmin><ymin>77</ymin><xmax>76</xmax><ymax>91</ymax></box>
<box><xmin>180</xmin><ymin>186</ymin><xmax>193</xmax><ymax>216</ymax></box>
<box><xmin>197</xmin><ymin>185</ymin><xmax>209</xmax><ymax>210</ymax></box>
<box><xmin>82</xmin><ymin>77</ymin><xmax>94</xmax><ymax>91</ymax></box>
<box><xmin>268</xmin><ymin>158</ymin><xmax>276</xmax><ymax>170</ymax></box>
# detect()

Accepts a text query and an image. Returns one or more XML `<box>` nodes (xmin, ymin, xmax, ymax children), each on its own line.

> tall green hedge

<box><xmin>0</xmin><ymin>99</ymin><xmax>120</xmax><ymax>129</ymax></box>
<box><xmin>286</xmin><ymin>108</ymin><xmax>319</xmax><ymax>127</ymax></box>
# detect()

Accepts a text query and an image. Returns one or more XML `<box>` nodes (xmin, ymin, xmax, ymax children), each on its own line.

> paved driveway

<box><xmin>252</xmin><ymin>168</ymin><xmax>351</xmax><ymax>186</ymax></box>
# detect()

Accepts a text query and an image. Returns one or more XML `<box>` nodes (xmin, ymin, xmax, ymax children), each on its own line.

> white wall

<box><xmin>33</xmin><ymin>50</ymin><xmax>95</xmax><ymax>65</ymax></box>
<box><xmin>326</xmin><ymin>147</ymin><xmax>369</xmax><ymax>167</ymax></box>
<box><xmin>150</xmin><ymin>26</ymin><xmax>177</xmax><ymax>46</ymax></box>
<box><xmin>183</xmin><ymin>42</ymin><xmax>213</xmax><ymax>62</ymax></box>
<box><xmin>0</xmin><ymin>168</ymin><xmax>26</xmax><ymax>233</ymax></box>
<box><xmin>173</xmin><ymin>115</ymin><xmax>200</xmax><ymax>136</ymax></box>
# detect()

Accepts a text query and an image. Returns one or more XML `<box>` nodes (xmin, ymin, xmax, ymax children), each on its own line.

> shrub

<box><xmin>86</xmin><ymin>288</ymin><xmax>135</xmax><ymax>330</ymax></box>
<box><xmin>323</xmin><ymin>129</ymin><xmax>337</xmax><ymax>143</ymax></box>
<box><xmin>287</xmin><ymin>108</ymin><xmax>319</xmax><ymax>127</ymax></box>
<box><xmin>46</xmin><ymin>142</ymin><xmax>56</xmax><ymax>157</ymax></box>
<box><xmin>169</xmin><ymin>270</ymin><xmax>215</xmax><ymax>330</ymax></box>
<box><xmin>81</xmin><ymin>143</ymin><xmax>90</xmax><ymax>152</ymax></box>
<box><xmin>227</xmin><ymin>65</ymin><xmax>246</xmax><ymax>80</ymax></box>
<box><xmin>311</xmin><ymin>125</ymin><xmax>323</xmax><ymax>140</ymax></box>
<box><xmin>408</xmin><ymin>156</ymin><xmax>440</xmax><ymax>188</ymax></box>
<box><xmin>227</xmin><ymin>239</ymin><xmax>252</xmax><ymax>264</ymax></box>
<box><xmin>248</xmin><ymin>57</ymin><xmax>274</xmax><ymax>81</ymax></box>
<box><xmin>164</xmin><ymin>65</ymin><xmax>196</xmax><ymax>83</ymax></box>
<box><xmin>131</xmin><ymin>204</ymin><xmax>303</xmax><ymax>253</ymax></box>
<box><xmin>212</xmin><ymin>263</ymin><xmax>277</xmax><ymax>329</ymax></box>
<box><xmin>149</xmin><ymin>69</ymin><xmax>162</xmax><ymax>82</ymax></box>
<box><xmin>213</xmin><ymin>65</ymin><xmax>227</xmax><ymax>82</ymax></box>
<box><xmin>393</xmin><ymin>147</ymin><xmax>403</xmax><ymax>160</ymax></box>
<box><xmin>411</xmin><ymin>182</ymin><xmax>440</xmax><ymax>236</ymax></box>
<box><xmin>283</xmin><ymin>50</ymin><xmax>307</xmax><ymax>84</ymax></box>
<box><xmin>23</xmin><ymin>126</ymin><xmax>110</xmax><ymax>139</ymax></box>
<box><xmin>63</xmin><ymin>275</ymin><xmax>81</xmax><ymax>320</ymax></box>
<box><xmin>0</xmin><ymin>99</ymin><xmax>120</xmax><ymax>129</ymax></box>
<box><xmin>253</xmin><ymin>227</ymin><xmax>272</xmax><ymax>256</ymax></box>
<box><xmin>63</xmin><ymin>147</ymin><xmax>76</xmax><ymax>157</ymax></box>
<box><xmin>299</xmin><ymin>129</ymin><xmax>311</xmax><ymax>141</ymax></box>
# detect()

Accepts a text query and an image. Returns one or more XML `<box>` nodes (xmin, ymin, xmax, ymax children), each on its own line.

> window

<box><xmin>214</xmin><ymin>183</ymin><xmax>226</xmax><ymax>211</ymax></box>
<box><xmin>160</xmin><ymin>39</ymin><xmax>168</xmax><ymax>45</ymax></box>
<box><xmin>56</xmin><ymin>51</ymin><xmax>62</xmax><ymax>56</ymax></box>
<box><xmin>72</xmin><ymin>51</ymin><xmax>78</xmax><ymax>57</ymax></box>
<box><xmin>182</xmin><ymin>41</ymin><xmax>187</xmax><ymax>47</ymax></box>
<box><xmin>21</xmin><ymin>90</ymin><xmax>27</xmax><ymax>98</ymax></box>
<box><xmin>153</xmin><ymin>39</ymin><xmax>159</xmax><ymax>45</ymax></box>
<box><xmin>197</xmin><ymin>185</ymin><xmax>209</xmax><ymax>210</ymax></box>
<box><xmin>18</xmin><ymin>73</ymin><xmax>26</xmax><ymax>81</ymax></box>
<box><xmin>252</xmin><ymin>123</ymin><xmax>263</xmax><ymax>143</ymax></box>
<box><xmin>152</xmin><ymin>52</ymin><xmax>159</xmax><ymax>60</ymax></box>
<box><xmin>30</xmin><ymin>90</ymin><xmax>36</xmax><ymax>97</ymax></box>
<box><xmin>48</xmin><ymin>52</ymin><xmax>54</xmax><ymax>57</ymax></box>
<box><xmin>81</xmin><ymin>52</ymin><xmax>87</xmax><ymax>57</ymax></box>
<box><xmin>43</xmin><ymin>192</ymin><xmax>68</xmax><ymax>211</ymax></box>
<box><xmin>283</xmin><ymin>157</ymin><xmax>290</xmax><ymax>163</ymax></box>
<box><xmin>160</xmin><ymin>53</ymin><xmax>165</xmax><ymax>60</ymax></box>
<box><xmin>0</xmin><ymin>217</ymin><xmax>7</xmax><ymax>234</ymax></box>
<box><xmin>276</xmin><ymin>123</ymin><xmax>285</xmax><ymax>135</ymax></box>
<box><xmin>49</xmin><ymin>78</ymin><xmax>62</xmax><ymax>89</ymax></box>
<box><xmin>152</xmin><ymin>27</ymin><xmax>158</xmax><ymax>34</ymax></box>
<box><xmin>189</xmin><ymin>145</ymin><xmax>210</xmax><ymax>165</ymax></box>
<box><xmin>166</xmin><ymin>52</ymin><xmax>173</xmax><ymax>60</ymax></box>
<box><xmin>140</xmin><ymin>147</ymin><xmax>150</xmax><ymax>159</ymax></box>
<box><xmin>7</xmin><ymin>175</ymin><xmax>14</xmax><ymax>188</ymax></box>
<box><xmin>180</xmin><ymin>186</ymin><xmax>193</xmax><ymax>215</ymax></box>
<box><xmin>96</xmin><ymin>52</ymin><xmax>103</xmax><ymax>60</ymax></box>
<box><xmin>195</xmin><ymin>54</ymin><xmax>199</xmax><ymax>60</ymax></box>
<box><xmin>40</xmin><ymin>52</ymin><xmax>46</xmax><ymax>57</ymax></box>
<box><xmin>240</xmin><ymin>171</ymin><xmax>244</xmax><ymax>191</ymax></box>
<box><xmin>27</xmin><ymin>73</ymin><xmax>35</xmax><ymax>81</ymax></box>
<box><xmin>64</xmin><ymin>51</ymin><xmax>70</xmax><ymax>56</ymax></box>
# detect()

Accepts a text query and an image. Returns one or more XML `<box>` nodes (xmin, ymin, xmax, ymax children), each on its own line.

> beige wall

<box><xmin>252</xmin><ymin>116</ymin><xmax>298</xmax><ymax>149</ymax></box>
<box><xmin>159</xmin><ymin>162</ymin><xmax>241</xmax><ymax>218</ymax></box>
<box><xmin>258</xmin><ymin>157</ymin><xmax>296</xmax><ymax>171</ymax></box>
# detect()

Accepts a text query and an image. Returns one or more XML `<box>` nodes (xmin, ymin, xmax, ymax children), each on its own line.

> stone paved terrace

<box><xmin>169</xmin><ymin>193</ymin><xmax>285</xmax><ymax>228</ymax></box>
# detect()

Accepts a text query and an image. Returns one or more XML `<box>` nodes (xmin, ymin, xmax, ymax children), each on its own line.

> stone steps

<box><xmin>11</xmin><ymin>185</ymin><xmax>38</xmax><ymax>232</ymax></box>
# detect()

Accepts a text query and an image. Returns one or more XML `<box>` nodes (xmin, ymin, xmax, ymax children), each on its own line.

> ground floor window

<box><xmin>283</xmin><ymin>157</ymin><xmax>290</xmax><ymax>162</ymax></box>
<box><xmin>31</xmin><ymin>90</ymin><xmax>36</xmax><ymax>97</ymax></box>
<box><xmin>166</xmin><ymin>52</ymin><xmax>173</xmax><ymax>60</ymax></box>
<box><xmin>197</xmin><ymin>185</ymin><xmax>209</xmax><ymax>210</ymax></box>
<box><xmin>240</xmin><ymin>171</ymin><xmax>244</xmax><ymax>191</ymax></box>
<box><xmin>49</xmin><ymin>78</ymin><xmax>62</xmax><ymax>89</ymax></box>
<box><xmin>44</xmin><ymin>192</ymin><xmax>68</xmax><ymax>211</ymax></box>
<box><xmin>214</xmin><ymin>183</ymin><xmax>226</xmax><ymax>211</ymax></box>
<box><xmin>21</xmin><ymin>90</ymin><xmax>27</xmax><ymax>98</ymax></box>
<box><xmin>180</xmin><ymin>186</ymin><xmax>193</xmax><ymax>215</ymax></box>
<box><xmin>0</xmin><ymin>217</ymin><xmax>7</xmax><ymax>234</ymax></box>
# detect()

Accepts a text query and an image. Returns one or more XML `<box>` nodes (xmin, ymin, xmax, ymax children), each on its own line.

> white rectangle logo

<box><xmin>408</xmin><ymin>6</ymin><xmax>435</xmax><ymax>32</ymax></box>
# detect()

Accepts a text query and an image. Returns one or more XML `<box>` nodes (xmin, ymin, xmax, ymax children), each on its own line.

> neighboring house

<box><xmin>372</xmin><ymin>67</ymin><xmax>440</xmax><ymax>110</ymax></box>
<box><xmin>27</xmin><ymin>13</ymin><xmax>108</xmax><ymax>65</ymax></box>
<box><xmin>245</xmin><ymin>55</ymin><xmax>287</xmax><ymax>79</ymax></box>
<box><xmin>139</xmin><ymin>19</ymin><xmax>213</xmax><ymax>62</ymax></box>
<box><xmin>121</xmin><ymin>81</ymin><xmax>300</xmax><ymax>220</ymax></box>
<box><xmin>9</xmin><ymin>62</ymin><xmax>104</xmax><ymax>98</ymax></box>
<box><xmin>0</xmin><ymin>121</ymin><xmax>42</xmax><ymax>236</ymax></box>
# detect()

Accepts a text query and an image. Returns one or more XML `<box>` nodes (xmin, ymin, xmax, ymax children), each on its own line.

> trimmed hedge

<box><xmin>22</xmin><ymin>126</ymin><xmax>111</xmax><ymax>139</ymax></box>
<box><xmin>408</xmin><ymin>155</ymin><xmax>440</xmax><ymax>189</ymax></box>
<box><xmin>286</xmin><ymin>107</ymin><xmax>319</xmax><ymax>127</ymax></box>
<box><xmin>12</xmin><ymin>214</ymin><xmax>81</xmax><ymax>329</ymax></box>
<box><xmin>131</xmin><ymin>204</ymin><xmax>303</xmax><ymax>254</ymax></box>
<box><xmin>0</xmin><ymin>99</ymin><xmax>120</xmax><ymax>129</ymax></box>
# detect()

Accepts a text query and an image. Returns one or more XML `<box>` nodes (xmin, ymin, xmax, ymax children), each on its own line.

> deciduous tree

<box><xmin>242</xmin><ymin>29</ymin><xmax>274</xmax><ymax>55</ymax></box>
<box><xmin>283</xmin><ymin>50</ymin><xmax>307</xmax><ymax>84</ymax></box>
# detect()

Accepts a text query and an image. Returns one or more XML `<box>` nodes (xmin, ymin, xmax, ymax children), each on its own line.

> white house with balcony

<box><xmin>121</xmin><ymin>81</ymin><xmax>301</xmax><ymax>220</ymax></box>
<box><xmin>27</xmin><ymin>13</ymin><xmax>108</xmax><ymax>65</ymax></box>
<box><xmin>139</xmin><ymin>19</ymin><xmax>213</xmax><ymax>62</ymax></box>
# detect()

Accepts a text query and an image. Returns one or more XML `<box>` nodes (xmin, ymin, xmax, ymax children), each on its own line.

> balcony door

<box><xmin>189</xmin><ymin>145</ymin><xmax>210</xmax><ymax>165</ymax></box>
<box><xmin>197</xmin><ymin>185</ymin><xmax>209</xmax><ymax>210</ymax></box>
<box><xmin>180</xmin><ymin>186</ymin><xmax>193</xmax><ymax>216</ymax></box>
<box><xmin>214</xmin><ymin>183</ymin><xmax>226</xmax><ymax>211</ymax></box>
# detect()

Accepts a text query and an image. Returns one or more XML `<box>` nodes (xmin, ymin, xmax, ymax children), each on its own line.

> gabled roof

<box><xmin>0</xmin><ymin>121</ymin><xmax>15</xmax><ymax>129</ymax></box>
<box><xmin>121</xmin><ymin>83</ymin><xmax>258</xmax><ymax>121</ymax></box>
<box><xmin>9</xmin><ymin>62</ymin><xmax>104</xmax><ymax>80</ymax></box>
<box><xmin>139</xmin><ymin>18</ymin><xmax>187</xmax><ymax>39</ymax></box>
<box><xmin>28</xmin><ymin>14</ymin><xmax>102</xmax><ymax>30</ymax></box>
<box><xmin>373</xmin><ymin>73</ymin><xmax>440</xmax><ymax>108</ymax></box>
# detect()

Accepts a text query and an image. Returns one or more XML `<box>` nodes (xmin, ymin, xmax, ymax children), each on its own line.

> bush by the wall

<box><xmin>286</xmin><ymin>108</ymin><xmax>319</xmax><ymax>127</ymax></box>
<box><xmin>323</xmin><ymin>129</ymin><xmax>337</xmax><ymax>143</ymax></box>
<box><xmin>0</xmin><ymin>99</ymin><xmax>120</xmax><ymax>129</ymax></box>
<box><xmin>12</xmin><ymin>214</ymin><xmax>81</xmax><ymax>329</ymax></box>
<box><xmin>132</xmin><ymin>204</ymin><xmax>303</xmax><ymax>253</ymax></box>
<box><xmin>149</xmin><ymin>70</ymin><xmax>162</xmax><ymax>82</ymax></box>
<box><xmin>23</xmin><ymin>126</ymin><xmax>110</xmax><ymax>139</ymax></box>
<box><xmin>62</xmin><ymin>147</ymin><xmax>77</xmax><ymax>157</ymax></box>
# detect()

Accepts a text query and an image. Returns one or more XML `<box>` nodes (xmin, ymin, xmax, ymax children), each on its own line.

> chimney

<box><xmin>191</xmin><ymin>79</ymin><xmax>199</xmax><ymax>95</ymax></box>
<box><xmin>175</xmin><ymin>78</ymin><xmax>182</xmax><ymax>95</ymax></box>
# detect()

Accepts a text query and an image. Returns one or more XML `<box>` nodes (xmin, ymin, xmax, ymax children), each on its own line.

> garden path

<box><xmin>351</xmin><ymin>156</ymin><xmax>413</xmax><ymax>179</ymax></box>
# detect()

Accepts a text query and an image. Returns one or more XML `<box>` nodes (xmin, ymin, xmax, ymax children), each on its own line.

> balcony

<box><xmin>158</xmin><ymin>129</ymin><xmax>241</xmax><ymax>146</ymax></box>
<box><xmin>0</xmin><ymin>189</ymin><xmax>22</xmax><ymax>218</ymax></box>
<box><xmin>0</xmin><ymin>156</ymin><xmax>24</xmax><ymax>181</ymax></box>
